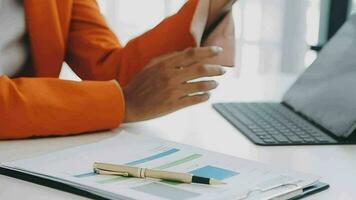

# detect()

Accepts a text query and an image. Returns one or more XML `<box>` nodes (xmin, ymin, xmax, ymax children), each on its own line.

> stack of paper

<box><xmin>0</xmin><ymin>131</ymin><xmax>322</xmax><ymax>200</ymax></box>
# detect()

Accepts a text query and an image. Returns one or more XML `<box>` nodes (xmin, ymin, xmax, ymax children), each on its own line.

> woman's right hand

<box><xmin>123</xmin><ymin>46</ymin><xmax>226</xmax><ymax>123</ymax></box>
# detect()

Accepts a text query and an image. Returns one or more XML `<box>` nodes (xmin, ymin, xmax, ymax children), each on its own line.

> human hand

<box><xmin>123</xmin><ymin>46</ymin><xmax>225</xmax><ymax>122</ymax></box>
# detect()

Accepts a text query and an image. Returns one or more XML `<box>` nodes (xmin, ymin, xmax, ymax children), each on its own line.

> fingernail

<box><xmin>211</xmin><ymin>46</ymin><xmax>224</xmax><ymax>54</ymax></box>
<box><xmin>221</xmin><ymin>68</ymin><xmax>226</xmax><ymax>75</ymax></box>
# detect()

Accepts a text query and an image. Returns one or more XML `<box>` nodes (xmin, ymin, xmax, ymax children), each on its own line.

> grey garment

<box><xmin>0</xmin><ymin>0</ymin><xmax>28</xmax><ymax>76</ymax></box>
<box><xmin>283</xmin><ymin>14</ymin><xmax>356</xmax><ymax>138</ymax></box>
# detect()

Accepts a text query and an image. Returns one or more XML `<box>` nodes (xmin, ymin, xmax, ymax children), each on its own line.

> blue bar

<box><xmin>74</xmin><ymin>148</ymin><xmax>179</xmax><ymax>178</ymax></box>
<box><xmin>190</xmin><ymin>165</ymin><xmax>239</xmax><ymax>180</ymax></box>
<box><xmin>74</xmin><ymin>172</ymin><xmax>96</xmax><ymax>178</ymax></box>
<box><xmin>126</xmin><ymin>148</ymin><xmax>180</xmax><ymax>166</ymax></box>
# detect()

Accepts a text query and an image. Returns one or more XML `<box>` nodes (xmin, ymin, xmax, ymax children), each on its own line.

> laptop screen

<box><xmin>283</xmin><ymin>14</ymin><xmax>356</xmax><ymax>138</ymax></box>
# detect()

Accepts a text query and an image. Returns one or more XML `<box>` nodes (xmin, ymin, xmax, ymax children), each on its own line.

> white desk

<box><xmin>1</xmin><ymin>73</ymin><xmax>356</xmax><ymax>200</ymax></box>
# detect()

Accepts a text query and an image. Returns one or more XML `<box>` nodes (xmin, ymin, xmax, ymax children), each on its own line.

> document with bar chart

<box><xmin>0</xmin><ymin>131</ymin><xmax>322</xmax><ymax>200</ymax></box>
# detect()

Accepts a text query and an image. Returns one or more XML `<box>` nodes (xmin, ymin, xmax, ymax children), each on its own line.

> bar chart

<box><xmin>72</xmin><ymin>146</ymin><xmax>239</xmax><ymax>200</ymax></box>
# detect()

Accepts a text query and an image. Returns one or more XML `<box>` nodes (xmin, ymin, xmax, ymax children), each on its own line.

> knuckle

<box><xmin>149</xmin><ymin>57</ymin><xmax>160</xmax><ymax>65</ymax></box>
<box><xmin>211</xmin><ymin>66</ymin><xmax>222</xmax><ymax>74</ymax></box>
<box><xmin>202</xmin><ymin>93</ymin><xmax>211</xmax><ymax>101</ymax></box>
<box><xmin>185</xmin><ymin>48</ymin><xmax>196</xmax><ymax>57</ymax></box>
<box><xmin>197</xmin><ymin>64</ymin><xmax>209</xmax><ymax>74</ymax></box>
<box><xmin>149</xmin><ymin>59</ymin><xmax>167</xmax><ymax>69</ymax></box>
<box><xmin>198</xmin><ymin>81</ymin><xmax>216</xmax><ymax>91</ymax></box>
<box><xmin>207</xmin><ymin>65</ymin><xmax>225</xmax><ymax>76</ymax></box>
<box><xmin>196</xmin><ymin>93</ymin><xmax>210</xmax><ymax>102</ymax></box>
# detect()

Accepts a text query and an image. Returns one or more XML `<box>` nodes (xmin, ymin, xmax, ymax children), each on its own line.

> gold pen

<box><xmin>93</xmin><ymin>162</ymin><xmax>225</xmax><ymax>185</ymax></box>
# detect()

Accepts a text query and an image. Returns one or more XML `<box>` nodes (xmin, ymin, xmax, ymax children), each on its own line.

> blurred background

<box><xmin>60</xmin><ymin>0</ymin><xmax>356</xmax><ymax>99</ymax></box>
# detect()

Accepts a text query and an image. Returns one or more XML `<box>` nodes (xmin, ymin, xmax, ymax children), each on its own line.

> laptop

<box><xmin>213</xmin><ymin>15</ymin><xmax>356</xmax><ymax>146</ymax></box>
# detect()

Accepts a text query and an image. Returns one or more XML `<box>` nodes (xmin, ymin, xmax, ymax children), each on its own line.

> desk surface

<box><xmin>1</xmin><ymin>73</ymin><xmax>356</xmax><ymax>200</ymax></box>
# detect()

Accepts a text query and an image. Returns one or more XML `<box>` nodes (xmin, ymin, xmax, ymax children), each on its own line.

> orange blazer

<box><xmin>0</xmin><ymin>0</ymin><xmax>201</xmax><ymax>139</ymax></box>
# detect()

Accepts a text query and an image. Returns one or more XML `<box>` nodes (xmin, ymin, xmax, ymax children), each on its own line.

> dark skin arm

<box><xmin>206</xmin><ymin>0</ymin><xmax>238</xmax><ymax>34</ymax></box>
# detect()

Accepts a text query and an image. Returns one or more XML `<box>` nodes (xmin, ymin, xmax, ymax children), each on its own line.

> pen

<box><xmin>93</xmin><ymin>162</ymin><xmax>225</xmax><ymax>185</ymax></box>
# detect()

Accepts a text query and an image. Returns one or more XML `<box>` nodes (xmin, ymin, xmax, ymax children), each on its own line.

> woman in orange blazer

<box><xmin>0</xmin><ymin>0</ymin><xmax>235</xmax><ymax>140</ymax></box>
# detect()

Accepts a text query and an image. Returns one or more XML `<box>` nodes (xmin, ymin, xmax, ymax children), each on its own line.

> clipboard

<box><xmin>0</xmin><ymin>166</ymin><xmax>329</xmax><ymax>200</ymax></box>
<box><xmin>0</xmin><ymin>132</ymin><xmax>330</xmax><ymax>200</ymax></box>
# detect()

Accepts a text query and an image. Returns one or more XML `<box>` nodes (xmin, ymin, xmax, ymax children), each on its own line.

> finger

<box><xmin>178</xmin><ymin>92</ymin><xmax>211</xmax><ymax>108</ymax></box>
<box><xmin>156</xmin><ymin>51</ymin><xmax>180</xmax><ymax>63</ymax></box>
<box><xmin>165</xmin><ymin>46</ymin><xmax>223</xmax><ymax>68</ymax></box>
<box><xmin>146</xmin><ymin>51</ymin><xmax>180</xmax><ymax>68</ymax></box>
<box><xmin>181</xmin><ymin>81</ymin><xmax>218</xmax><ymax>96</ymax></box>
<box><xmin>179</xmin><ymin>64</ymin><xmax>226</xmax><ymax>82</ymax></box>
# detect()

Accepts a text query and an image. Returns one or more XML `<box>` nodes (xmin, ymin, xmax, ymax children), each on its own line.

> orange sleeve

<box><xmin>0</xmin><ymin>76</ymin><xmax>124</xmax><ymax>140</ymax></box>
<box><xmin>0</xmin><ymin>0</ymin><xmax>203</xmax><ymax>140</ymax></box>
<box><xmin>65</xmin><ymin>0</ymin><xmax>200</xmax><ymax>86</ymax></box>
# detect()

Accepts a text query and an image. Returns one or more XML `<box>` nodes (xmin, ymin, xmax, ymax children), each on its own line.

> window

<box><xmin>62</xmin><ymin>1</ymin><xmax>327</xmax><ymax>80</ymax></box>
<box><xmin>60</xmin><ymin>0</ymin><xmax>356</xmax><ymax>81</ymax></box>
<box><xmin>98</xmin><ymin>0</ymin><xmax>312</xmax><ymax>76</ymax></box>
<box><xmin>305</xmin><ymin>0</ymin><xmax>355</xmax><ymax>67</ymax></box>
<box><xmin>351</xmin><ymin>0</ymin><xmax>356</xmax><ymax>15</ymax></box>
<box><xmin>235</xmin><ymin>0</ymin><xmax>263</xmax><ymax>76</ymax></box>
<box><xmin>235</xmin><ymin>0</ymin><xmax>305</xmax><ymax>75</ymax></box>
<box><xmin>304</xmin><ymin>0</ymin><xmax>322</xmax><ymax>67</ymax></box>
<box><xmin>98</xmin><ymin>0</ymin><xmax>185</xmax><ymax>45</ymax></box>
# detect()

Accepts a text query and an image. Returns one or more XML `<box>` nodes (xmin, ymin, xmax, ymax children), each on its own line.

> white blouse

<box><xmin>0</xmin><ymin>0</ymin><xmax>28</xmax><ymax>77</ymax></box>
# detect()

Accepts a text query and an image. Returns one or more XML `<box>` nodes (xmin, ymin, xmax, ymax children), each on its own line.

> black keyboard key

<box><xmin>287</xmin><ymin>136</ymin><xmax>304</xmax><ymax>143</ymax></box>
<box><xmin>268</xmin><ymin>131</ymin><xmax>280</xmax><ymax>135</ymax></box>
<box><xmin>316</xmin><ymin>137</ymin><xmax>334</xmax><ymax>143</ymax></box>
<box><xmin>248</xmin><ymin>125</ymin><xmax>259</xmax><ymax>129</ymax></box>
<box><xmin>283</xmin><ymin>132</ymin><xmax>295</xmax><ymax>137</ymax></box>
<box><xmin>227</xmin><ymin>111</ymin><xmax>254</xmax><ymax>126</ymax></box>
<box><xmin>255</xmin><ymin>132</ymin><xmax>268</xmax><ymax>136</ymax></box>
<box><xmin>299</xmin><ymin>135</ymin><xmax>313</xmax><ymax>140</ymax></box>
<box><xmin>259</xmin><ymin>135</ymin><xmax>273</xmax><ymax>139</ymax></box>
<box><xmin>262</xmin><ymin>139</ymin><xmax>278</xmax><ymax>144</ymax></box>
<box><xmin>303</xmin><ymin>138</ymin><xmax>318</xmax><ymax>143</ymax></box>
<box><xmin>273</xmin><ymin>135</ymin><xmax>289</xmax><ymax>143</ymax></box>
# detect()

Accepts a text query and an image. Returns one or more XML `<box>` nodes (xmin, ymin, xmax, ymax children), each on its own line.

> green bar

<box><xmin>154</xmin><ymin>154</ymin><xmax>202</xmax><ymax>170</ymax></box>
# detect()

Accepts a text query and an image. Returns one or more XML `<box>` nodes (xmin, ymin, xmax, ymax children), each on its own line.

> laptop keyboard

<box><xmin>213</xmin><ymin>103</ymin><xmax>337</xmax><ymax>145</ymax></box>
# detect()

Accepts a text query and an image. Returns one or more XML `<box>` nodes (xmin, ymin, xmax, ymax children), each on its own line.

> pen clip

<box><xmin>94</xmin><ymin>168</ymin><xmax>129</xmax><ymax>177</ymax></box>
